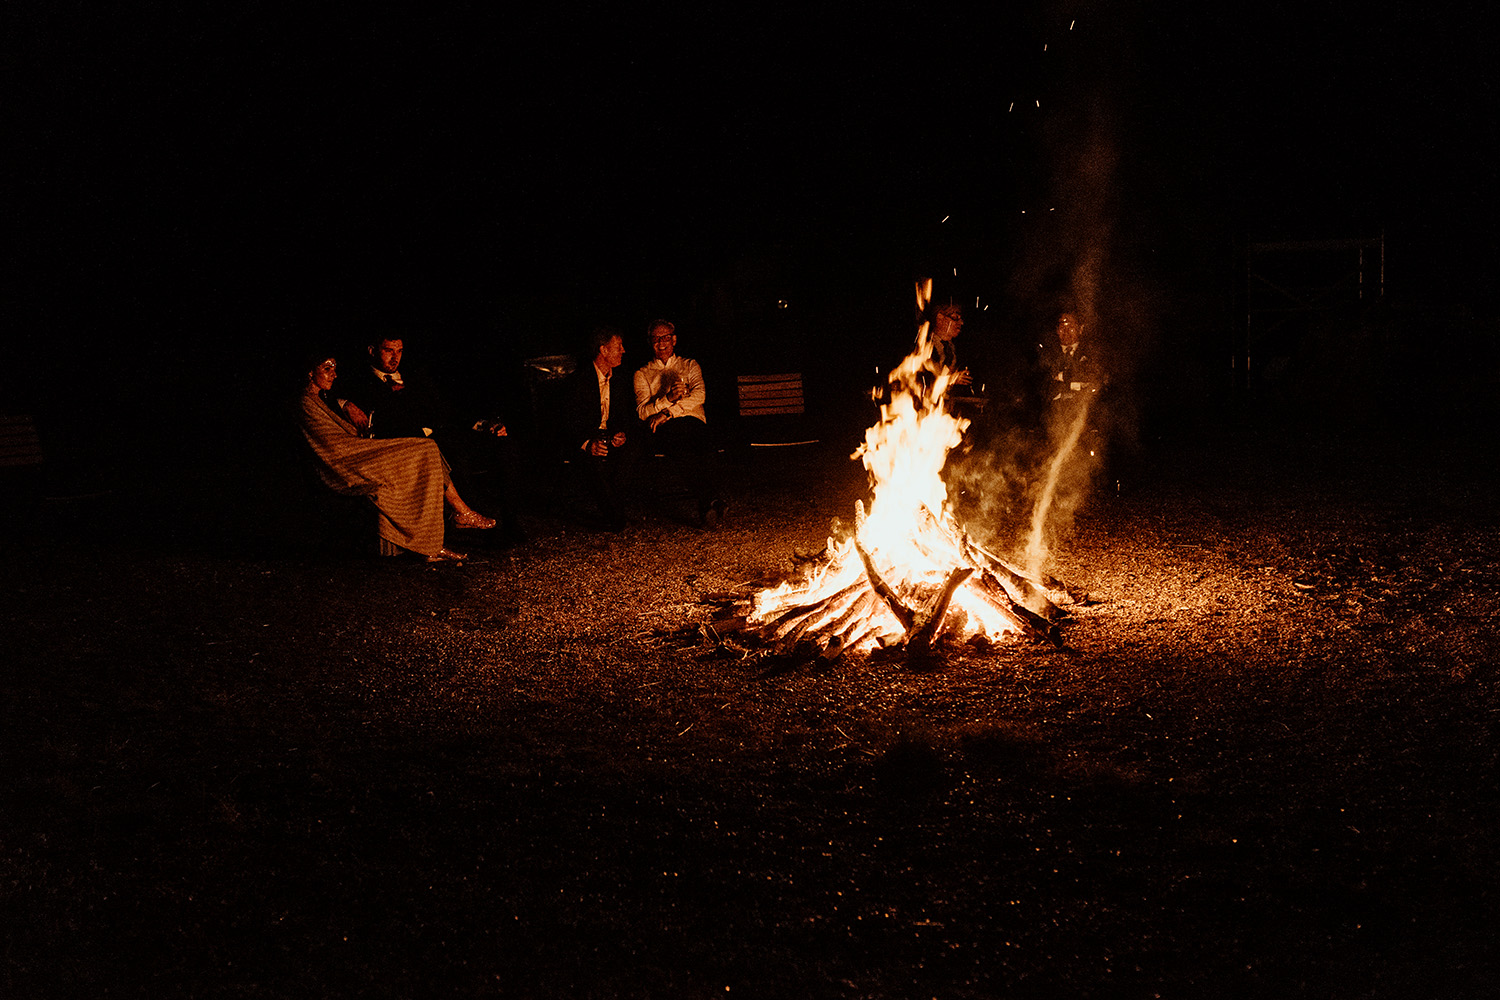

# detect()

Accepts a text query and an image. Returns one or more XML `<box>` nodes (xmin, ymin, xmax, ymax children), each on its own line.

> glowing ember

<box><xmin>736</xmin><ymin>280</ymin><xmax>1073</xmax><ymax>659</ymax></box>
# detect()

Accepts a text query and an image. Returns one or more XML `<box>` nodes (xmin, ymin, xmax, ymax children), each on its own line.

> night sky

<box><xmin>6</xmin><ymin>1</ymin><xmax>1496</xmax><ymax>464</ymax></box>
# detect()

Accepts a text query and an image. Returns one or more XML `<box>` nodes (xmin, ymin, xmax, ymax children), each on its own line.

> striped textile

<box><xmin>297</xmin><ymin>390</ymin><xmax>449</xmax><ymax>557</ymax></box>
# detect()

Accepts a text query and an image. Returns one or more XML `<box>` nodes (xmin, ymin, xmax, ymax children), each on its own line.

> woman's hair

<box><xmin>301</xmin><ymin>349</ymin><xmax>338</xmax><ymax>378</ymax></box>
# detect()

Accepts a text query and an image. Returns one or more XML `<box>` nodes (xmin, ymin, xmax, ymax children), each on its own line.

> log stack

<box><xmin>703</xmin><ymin>502</ymin><xmax>1083</xmax><ymax>662</ymax></box>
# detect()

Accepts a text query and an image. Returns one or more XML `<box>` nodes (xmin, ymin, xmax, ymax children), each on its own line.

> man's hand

<box><xmin>472</xmin><ymin>419</ymin><xmax>508</xmax><ymax>437</ymax></box>
<box><xmin>951</xmin><ymin>368</ymin><xmax>973</xmax><ymax>387</ymax></box>
<box><xmin>611</xmin><ymin>431</ymin><xmax>627</xmax><ymax>448</ymax></box>
<box><xmin>647</xmin><ymin>413</ymin><xmax>671</xmax><ymax>433</ymax></box>
<box><xmin>344</xmin><ymin>402</ymin><xmax>371</xmax><ymax>434</ymax></box>
<box><xmin>588</xmin><ymin>438</ymin><xmax>609</xmax><ymax>458</ymax></box>
<box><xmin>666</xmin><ymin>381</ymin><xmax>688</xmax><ymax>403</ymax></box>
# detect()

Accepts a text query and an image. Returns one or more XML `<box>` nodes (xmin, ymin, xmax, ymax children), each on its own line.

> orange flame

<box><xmin>746</xmin><ymin>281</ymin><xmax>1030</xmax><ymax>653</ymax></box>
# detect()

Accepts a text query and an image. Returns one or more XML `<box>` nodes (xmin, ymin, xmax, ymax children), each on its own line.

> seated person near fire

<box><xmin>1041</xmin><ymin>311</ymin><xmax>1104</xmax><ymax>404</ymax></box>
<box><xmin>561</xmin><ymin>326</ymin><xmax>640</xmax><ymax>532</ymax></box>
<box><xmin>906</xmin><ymin>299</ymin><xmax>979</xmax><ymax>414</ymax></box>
<box><xmin>297</xmin><ymin>352</ymin><xmax>487</xmax><ymax>562</ymax></box>
<box><xmin>337</xmin><ymin>334</ymin><xmax>522</xmax><ymax>539</ymax></box>
<box><xmin>927</xmin><ymin>301</ymin><xmax>972</xmax><ymax>389</ymax></box>
<box><xmin>633</xmin><ymin>319</ymin><xmax>727</xmax><ymax>527</ymax></box>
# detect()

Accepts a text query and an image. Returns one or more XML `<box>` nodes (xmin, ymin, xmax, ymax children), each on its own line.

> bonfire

<box><xmin>713</xmin><ymin>280</ymin><xmax>1082</xmax><ymax>661</ymax></box>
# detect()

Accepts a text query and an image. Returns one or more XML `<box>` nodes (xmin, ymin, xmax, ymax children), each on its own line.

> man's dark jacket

<box><xmin>340</xmin><ymin>365</ymin><xmax>453</xmax><ymax>440</ymax></box>
<box><xmin>560</xmin><ymin>361</ymin><xmax>635</xmax><ymax>452</ymax></box>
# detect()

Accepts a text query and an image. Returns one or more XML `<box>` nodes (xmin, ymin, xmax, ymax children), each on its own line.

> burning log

<box><xmin>906</xmin><ymin>566</ymin><xmax>974</xmax><ymax>655</ymax></box>
<box><xmin>854</xmin><ymin>536</ymin><xmax>915</xmax><ymax>631</ymax></box>
<box><xmin>966</xmin><ymin>569</ymin><xmax>1061</xmax><ymax>646</ymax></box>
<box><xmin>962</xmin><ymin>535</ymin><xmax>1084</xmax><ymax>612</ymax></box>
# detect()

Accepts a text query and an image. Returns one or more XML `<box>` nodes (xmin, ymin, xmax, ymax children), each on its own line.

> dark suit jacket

<box><xmin>560</xmin><ymin>362</ymin><xmax>634</xmax><ymax>452</ymax></box>
<box><xmin>340</xmin><ymin>365</ymin><xmax>453</xmax><ymax>440</ymax></box>
<box><xmin>1037</xmin><ymin>342</ymin><xmax>1105</xmax><ymax>403</ymax></box>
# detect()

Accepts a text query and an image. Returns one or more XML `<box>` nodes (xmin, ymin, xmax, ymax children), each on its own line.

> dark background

<box><xmin>6</xmin><ymin>1</ymin><xmax>1497</xmax><ymax>476</ymax></box>
<box><xmin>5</xmin><ymin>9</ymin><xmax>1500</xmax><ymax>995</ymax></box>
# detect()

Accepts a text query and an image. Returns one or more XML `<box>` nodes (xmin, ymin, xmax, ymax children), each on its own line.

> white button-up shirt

<box><xmin>633</xmin><ymin>355</ymin><xmax>707</xmax><ymax>424</ymax></box>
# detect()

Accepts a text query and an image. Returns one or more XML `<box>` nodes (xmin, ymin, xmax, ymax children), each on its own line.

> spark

<box><xmin>1008</xmin><ymin>102</ymin><xmax>1014</xmax><ymax>112</ymax></box>
<box><xmin>940</xmin><ymin>214</ymin><xmax>949</xmax><ymax>223</ymax></box>
<box><xmin>1070</xmin><ymin>19</ymin><xmax>1075</xmax><ymax>29</ymax></box>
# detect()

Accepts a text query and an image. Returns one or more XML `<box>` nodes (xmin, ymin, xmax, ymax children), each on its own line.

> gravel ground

<box><xmin>3</xmin><ymin>426</ymin><xmax>1498</xmax><ymax>998</ymax></box>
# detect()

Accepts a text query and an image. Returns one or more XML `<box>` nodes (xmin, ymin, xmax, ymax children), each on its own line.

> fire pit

<box><xmin>711</xmin><ymin>280</ymin><xmax>1084</xmax><ymax>661</ymax></box>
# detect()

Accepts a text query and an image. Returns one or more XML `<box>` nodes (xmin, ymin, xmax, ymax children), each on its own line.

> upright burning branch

<box><xmin>906</xmin><ymin>566</ymin><xmax>975</xmax><ymax>655</ymax></box>
<box><xmin>854</xmin><ymin>537</ymin><xmax>915</xmax><ymax>631</ymax></box>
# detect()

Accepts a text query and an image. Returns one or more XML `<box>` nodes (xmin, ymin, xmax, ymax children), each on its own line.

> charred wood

<box><xmin>907</xmin><ymin>566</ymin><xmax>975</xmax><ymax>654</ymax></box>
<box><xmin>971</xmin><ymin>572</ymin><xmax>1061</xmax><ymax>645</ymax></box>
<box><xmin>854</xmin><ymin>537</ymin><xmax>916</xmax><ymax>631</ymax></box>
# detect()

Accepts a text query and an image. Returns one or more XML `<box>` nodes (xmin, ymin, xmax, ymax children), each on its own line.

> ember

<box><xmin>717</xmin><ymin>280</ymin><xmax>1081</xmax><ymax>660</ymax></box>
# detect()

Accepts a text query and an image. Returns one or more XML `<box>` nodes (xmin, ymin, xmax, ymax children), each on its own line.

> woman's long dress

<box><xmin>298</xmin><ymin>389</ymin><xmax>449</xmax><ymax>557</ymax></box>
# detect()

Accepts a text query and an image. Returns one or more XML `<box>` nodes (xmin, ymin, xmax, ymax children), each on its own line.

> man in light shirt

<box><xmin>633</xmin><ymin>319</ymin><xmax>726</xmax><ymax>527</ymax></box>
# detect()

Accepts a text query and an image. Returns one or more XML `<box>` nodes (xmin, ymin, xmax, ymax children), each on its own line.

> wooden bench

<box><xmin>736</xmin><ymin>373</ymin><xmax>819</xmax><ymax>447</ymax></box>
<box><xmin>0</xmin><ymin>415</ymin><xmax>44</xmax><ymax>469</ymax></box>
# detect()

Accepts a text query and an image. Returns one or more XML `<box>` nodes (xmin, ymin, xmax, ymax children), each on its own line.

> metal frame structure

<box><xmin>1234</xmin><ymin>234</ymin><xmax>1385</xmax><ymax>396</ymax></box>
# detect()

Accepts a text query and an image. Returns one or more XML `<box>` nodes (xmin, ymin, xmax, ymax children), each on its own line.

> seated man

<box><xmin>339</xmin><ymin>334</ymin><xmax>523</xmax><ymax>542</ymax></box>
<box><xmin>1043</xmin><ymin>312</ymin><xmax>1103</xmax><ymax>404</ymax></box>
<box><xmin>633</xmin><ymin>319</ymin><xmax>727</xmax><ymax>527</ymax></box>
<box><xmin>928</xmin><ymin>301</ymin><xmax>971</xmax><ymax>387</ymax></box>
<box><xmin>562</xmin><ymin>326</ymin><xmax>640</xmax><ymax>531</ymax></box>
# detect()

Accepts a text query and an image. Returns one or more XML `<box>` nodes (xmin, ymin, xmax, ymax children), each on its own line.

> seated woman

<box><xmin>297</xmin><ymin>353</ymin><xmax>494</xmax><ymax>562</ymax></box>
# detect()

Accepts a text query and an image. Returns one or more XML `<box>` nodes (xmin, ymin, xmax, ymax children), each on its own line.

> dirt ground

<box><xmin>3</xmin><ymin>425</ymin><xmax>1499</xmax><ymax>998</ymax></box>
